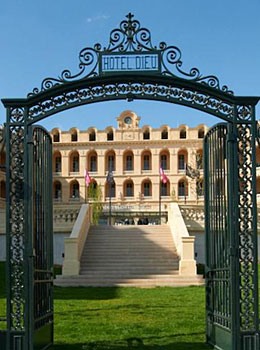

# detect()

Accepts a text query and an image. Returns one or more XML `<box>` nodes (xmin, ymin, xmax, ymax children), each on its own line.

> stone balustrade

<box><xmin>168</xmin><ymin>203</ymin><xmax>197</xmax><ymax>276</ymax></box>
<box><xmin>62</xmin><ymin>204</ymin><xmax>92</xmax><ymax>276</ymax></box>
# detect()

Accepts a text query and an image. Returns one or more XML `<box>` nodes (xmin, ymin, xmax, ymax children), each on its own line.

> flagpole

<box><xmin>159</xmin><ymin>174</ymin><xmax>161</xmax><ymax>225</ymax></box>
<box><xmin>85</xmin><ymin>179</ymin><xmax>86</xmax><ymax>204</ymax></box>
<box><xmin>109</xmin><ymin>182</ymin><xmax>112</xmax><ymax>226</ymax></box>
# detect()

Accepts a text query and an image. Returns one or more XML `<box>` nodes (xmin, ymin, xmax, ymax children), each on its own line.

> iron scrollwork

<box><xmin>28</xmin><ymin>13</ymin><xmax>233</xmax><ymax>97</ymax></box>
<box><xmin>28</xmin><ymin>82</ymin><xmax>233</xmax><ymax>123</ymax></box>
<box><xmin>237</xmin><ymin>122</ymin><xmax>258</xmax><ymax>332</ymax></box>
<box><xmin>8</xmin><ymin>107</ymin><xmax>26</xmax><ymax>331</ymax></box>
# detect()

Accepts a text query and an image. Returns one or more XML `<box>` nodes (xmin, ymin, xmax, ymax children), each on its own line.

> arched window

<box><xmin>143</xmin><ymin>129</ymin><xmax>150</xmax><ymax>140</ymax></box>
<box><xmin>142</xmin><ymin>151</ymin><xmax>151</xmax><ymax>171</ymax></box>
<box><xmin>107</xmin><ymin>129</ymin><xmax>114</xmax><ymax>141</ymax></box>
<box><xmin>105</xmin><ymin>181</ymin><xmax>116</xmax><ymax>198</ymax></box>
<box><xmin>0</xmin><ymin>181</ymin><xmax>6</xmax><ymax>198</ymax></box>
<box><xmin>198</xmin><ymin>128</ymin><xmax>204</xmax><ymax>139</ymax></box>
<box><xmin>142</xmin><ymin>180</ymin><xmax>152</xmax><ymax>197</ymax></box>
<box><xmin>124</xmin><ymin>151</ymin><xmax>134</xmax><ymax>171</ymax></box>
<box><xmin>256</xmin><ymin>147</ymin><xmax>260</xmax><ymax>167</ymax></box>
<box><xmin>0</xmin><ymin>151</ymin><xmax>6</xmax><ymax>172</ymax></box>
<box><xmin>257</xmin><ymin>177</ymin><xmax>260</xmax><ymax>194</ymax></box>
<box><xmin>70</xmin><ymin>151</ymin><xmax>79</xmax><ymax>173</ymax></box>
<box><xmin>71</xmin><ymin>130</ymin><xmax>78</xmax><ymax>142</ymax></box>
<box><xmin>53</xmin><ymin>130</ymin><xmax>60</xmax><ymax>142</ymax></box>
<box><xmin>124</xmin><ymin>180</ymin><xmax>134</xmax><ymax>197</ymax></box>
<box><xmin>53</xmin><ymin>181</ymin><xmax>62</xmax><ymax>200</ymax></box>
<box><xmin>180</xmin><ymin>129</ymin><xmax>186</xmax><ymax>139</ymax></box>
<box><xmin>53</xmin><ymin>152</ymin><xmax>62</xmax><ymax>173</ymax></box>
<box><xmin>160</xmin><ymin>180</ymin><xmax>170</xmax><ymax>196</ymax></box>
<box><xmin>88</xmin><ymin>180</ymin><xmax>97</xmax><ymax>198</ymax></box>
<box><xmin>106</xmin><ymin>151</ymin><xmax>115</xmax><ymax>171</ymax></box>
<box><xmin>70</xmin><ymin>181</ymin><xmax>79</xmax><ymax>199</ymax></box>
<box><xmin>161</xmin><ymin>129</ymin><xmax>168</xmax><ymax>139</ymax></box>
<box><xmin>89</xmin><ymin>130</ymin><xmax>96</xmax><ymax>142</ymax></box>
<box><xmin>88</xmin><ymin>151</ymin><xmax>97</xmax><ymax>172</ymax></box>
<box><xmin>160</xmin><ymin>150</ymin><xmax>170</xmax><ymax>170</ymax></box>
<box><xmin>178</xmin><ymin>179</ymin><xmax>188</xmax><ymax>197</ymax></box>
<box><xmin>178</xmin><ymin>150</ymin><xmax>188</xmax><ymax>171</ymax></box>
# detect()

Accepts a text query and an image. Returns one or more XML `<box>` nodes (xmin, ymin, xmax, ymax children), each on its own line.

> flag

<box><xmin>84</xmin><ymin>169</ymin><xmax>92</xmax><ymax>187</ymax></box>
<box><xmin>186</xmin><ymin>164</ymin><xmax>200</xmax><ymax>179</ymax></box>
<box><xmin>159</xmin><ymin>167</ymin><xmax>168</xmax><ymax>184</ymax></box>
<box><xmin>106</xmin><ymin>170</ymin><xmax>114</xmax><ymax>184</ymax></box>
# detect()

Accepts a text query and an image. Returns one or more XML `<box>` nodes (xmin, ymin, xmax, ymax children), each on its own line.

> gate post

<box><xmin>235</xmin><ymin>102</ymin><xmax>259</xmax><ymax>348</ymax></box>
<box><xmin>5</xmin><ymin>106</ymin><xmax>28</xmax><ymax>349</ymax></box>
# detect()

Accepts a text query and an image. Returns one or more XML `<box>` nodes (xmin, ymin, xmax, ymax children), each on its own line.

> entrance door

<box><xmin>204</xmin><ymin>123</ymin><xmax>237</xmax><ymax>349</ymax></box>
<box><xmin>27</xmin><ymin>126</ymin><xmax>53</xmax><ymax>349</ymax></box>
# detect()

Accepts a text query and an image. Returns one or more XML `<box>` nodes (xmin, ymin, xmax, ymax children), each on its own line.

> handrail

<box><xmin>62</xmin><ymin>204</ymin><xmax>92</xmax><ymax>276</ymax></box>
<box><xmin>168</xmin><ymin>203</ymin><xmax>197</xmax><ymax>276</ymax></box>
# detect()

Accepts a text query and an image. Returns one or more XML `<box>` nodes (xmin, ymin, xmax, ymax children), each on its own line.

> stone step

<box><xmin>80</xmin><ymin>258</ymin><xmax>179</xmax><ymax>263</ymax></box>
<box><xmin>74</xmin><ymin>225</ymin><xmax>193</xmax><ymax>287</ymax></box>
<box><xmin>55</xmin><ymin>277</ymin><xmax>204</xmax><ymax>288</ymax></box>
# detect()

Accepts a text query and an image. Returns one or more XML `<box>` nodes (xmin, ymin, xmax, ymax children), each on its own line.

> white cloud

<box><xmin>86</xmin><ymin>14</ymin><xmax>110</xmax><ymax>23</ymax></box>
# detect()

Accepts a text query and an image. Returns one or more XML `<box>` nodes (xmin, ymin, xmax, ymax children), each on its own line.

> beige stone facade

<box><xmin>50</xmin><ymin>110</ymin><xmax>207</xmax><ymax>222</ymax></box>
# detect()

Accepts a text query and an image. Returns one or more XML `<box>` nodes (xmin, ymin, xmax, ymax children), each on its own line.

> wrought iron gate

<box><xmin>204</xmin><ymin>123</ymin><xmax>259</xmax><ymax>350</ymax></box>
<box><xmin>2</xmin><ymin>13</ymin><xmax>260</xmax><ymax>350</ymax></box>
<box><xmin>4</xmin><ymin>125</ymin><xmax>53</xmax><ymax>350</ymax></box>
<box><xmin>28</xmin><ymin>126</ymin><xmax>53</xmax><ymax>350</ymax></box>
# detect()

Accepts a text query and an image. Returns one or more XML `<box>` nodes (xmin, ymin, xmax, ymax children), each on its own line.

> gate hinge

<box><xmin>227</xmin><ymin>133</ymin><xmax>236</xmax><ymax>143</ymax></box>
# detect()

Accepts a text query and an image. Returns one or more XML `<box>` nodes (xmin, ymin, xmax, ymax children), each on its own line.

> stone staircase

<box><xmin>56</xmin><ymin>225</ymin><xmax>204</xmax><ymax>287</ymax></box>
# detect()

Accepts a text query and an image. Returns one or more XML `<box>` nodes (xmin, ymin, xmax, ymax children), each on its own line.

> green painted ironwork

<box><xmin>1</xmin><ymin>13</ymin><xmax>260</xmax><ymax>350</ymax></box>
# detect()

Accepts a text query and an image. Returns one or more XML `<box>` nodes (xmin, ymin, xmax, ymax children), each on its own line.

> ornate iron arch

<box><xmin>2</xmin><ymin>13</ymin><xmax>259</xmax><ymax>123</ymax></box>
<box><xmin>1</xmin><ymin>12</ymin><xmax>260</xmax><ymax>350</ymax></box>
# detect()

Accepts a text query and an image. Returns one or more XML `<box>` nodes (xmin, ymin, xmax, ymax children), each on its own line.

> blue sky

<box><xmin>1</xmin><ymin>0</ymin><xmax>260</xmax><ymax>131</ymax></box>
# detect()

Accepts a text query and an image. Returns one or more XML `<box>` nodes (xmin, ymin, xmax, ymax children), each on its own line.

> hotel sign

<box><xmin>100</xmin><ymin>52</ymin><xmax>161</xmax><ymax>74</ymax></box>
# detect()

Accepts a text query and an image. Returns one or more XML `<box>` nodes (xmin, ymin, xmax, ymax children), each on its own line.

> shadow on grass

<box><xmin>51</xmin><ymin>340</ymin><xmax>212</xmax><ymax>350</ymax></box>
<box><xmin>54</xmin><ymin>287</ymin><xmax>119</xmax><ymax>300</ymax></box>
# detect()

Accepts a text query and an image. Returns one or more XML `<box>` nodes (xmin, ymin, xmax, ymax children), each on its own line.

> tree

<box><xmin>88</xmin><ymin>182</ymin><xmax>103</xmax><ymax>225</ymax></box>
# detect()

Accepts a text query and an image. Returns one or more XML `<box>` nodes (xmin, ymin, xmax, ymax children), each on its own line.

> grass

<box><xmin>0</xmin><ymin>261</ymin><xmax>210</xmax><ymax>349</ymax></box>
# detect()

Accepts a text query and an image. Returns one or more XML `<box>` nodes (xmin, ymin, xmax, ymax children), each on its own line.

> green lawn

<box><xmin>0</xmin><ymin>262</ymin><xmax>210</xmax><ymax>349</ymax></box>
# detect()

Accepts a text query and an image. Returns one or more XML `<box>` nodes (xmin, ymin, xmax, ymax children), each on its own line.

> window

<box><xmin>161</xmin><ymin>182</ymin><xmax>168</xmax><ymax>196</ymax></box>
<box><xmin>126</xmin><ymin>155</ymin><xmax>133</xmax><ymax>171</ymax></box>
<box><xmin>108</xmin><ymin>155</ymin><xmax>115</xmax><ymax>171</ymax></box>
<box><xmin>72</xmin><ymin>156</ymin><xmax>79</xmax><ymax>172</ymax></box>
<box><xmin>180</xmin><ymin>129</ymin><xmax>186</xmax><ymax>139</ymax></box>
<box><xmin>143</xmin><ymin>130</ymin><xmax>150</xmax><ymax>140</ymax></box>
<box><xmin>0</xmin><ymin>152</ymin><xmax>6</xmax><ymax>172</ymax></box>
<box><xmin>88</xmin><ymin>182</ymin><xmax>97</xmax><ymax>198</ymax></box>
<box><xmin>54</xmin><ymin>182</ymin><xmax>62</xmax><ymax>200</ymax></box>
<box><xmin>53</xmin><ymin>132</ymin><xmax>60</xmax><ymax>142</ymax></box>
<box><xmin>0</xmin><ymin>181</ymin><xmax>5</xmax><ymax>198</ymax></box>
<box><xmin>55</xmin><ymin>156</ymin><xmax>61</xmax><ymax>173</ymax></box>
<box><xmin>161</xmin><ymin>130</ymin><xmax>168</xmax><ymax>139</ymax></box>
<box><xmin>106</xmin><ymin>182</ymin><xmax>115</xmax><ymax>197</ymax></box>
<box><xmin>89</xmin><ymin>131</ymin><xmax>96</xmax><ymax>141</ymax></box>
<box><xmin>126</xmin><ymin>182</ymin><xmax>133</xmax><ymax>197</ymax></box>
<box><xmin>161</xmin><ymin>155</ymin><xmax>167</xmax><ymax>170</ymax></box>
<box><xmin>178</xmin><ymin>181</ymin><xmax>185</xmax><ymax>197</ymax></box>
<box><xmin>90</xmin><ymin>155</ymin><xmax>97</xmax><ymax>172</ymax></box>
<box><xmin>178</xmin><ymin>154</ymin><xmax>185</xmax><ymax>170</ymax></box>
<box><xmin>71</xmin><ymin>132</ymin><xmax>77</xmax><ymax>142</ymax></box>
<box><xmin>107</xmin><ymin>130</ymin><xmax>114</xmax><ymax>141</ymax></box>
<box><xmin>143</xmin><ymin>155</ymin><xmax>150</xmax><ymax>170</ymax></box>
<box><xmin>143</xmin><ymin>182</ymin><xmax>151</xmax><ymax>196</ymax></box>
<box><xmin>198</xmin><ymin>129</ymin><xmax>204</xmax><ymax>139</ymax></box>
<box><xmin>71</xmin><ymin>182</ymin><xmax>79</xmax><ymax>198</ymax></box>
